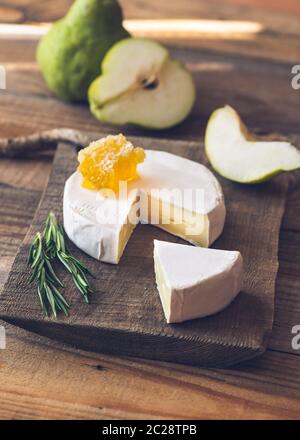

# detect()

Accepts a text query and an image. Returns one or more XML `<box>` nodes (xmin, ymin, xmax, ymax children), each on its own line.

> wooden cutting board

<box><xmin>0</xmin><ymin>135</ymin><xmax>289</xmax><ymax>367</ymax></box>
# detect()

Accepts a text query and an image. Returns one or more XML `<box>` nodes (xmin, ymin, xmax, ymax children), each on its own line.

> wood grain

<box><xmin>1</xmin><ymin>43</ymin><xmax>300</xmax><ymax>142</ymax></box>
<box><xmin>1</xmin><ymin>319</ymin><xmax>300</xmax><ymax>420</ymax></box>
<box><xmin>1</xmin><ymin>0</ymin><xmax>300</xmax><ymax>63</ymax></box>
<box><xmin>2</xmin><ymin>0</ymin><xmax>300</xmax><ymax>24</ymax></box>
<box><xmin>0</xmin><ymin>134</ymin><xmax>288</xmax><ymax>368</ymax></box>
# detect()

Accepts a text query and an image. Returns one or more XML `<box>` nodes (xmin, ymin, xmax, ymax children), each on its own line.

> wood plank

<box><xmin>0</xmin><ymin>183</ymin><xmax>41</xmax><ymax>254</ymax></box>
<box><xmin>279</xmin><ymin>134</ymin><xmax>300</xmax><ymax>234</ymax></box>
<box><xmin>1</xmin><ymin>318</ymin><xmax>300</xmax><ymax>420</ymax></box>
<box><xmin>0</xmin><ymin>39</ymin><xmax>36</xmax><ymax>64</ymax></box>
<box><xmin>1</xmin><ymin>0</ymin><xmax>300</xmax><ymax>63</ymax></box>
<box><xmin>0</xmin><ymin>181</ymin><xmax>42</xmax><ymax>289</ymax></box>
<box><xmin>0</xmin><ymin>158</ymin><xmax>50</xmax><ymax>285</ymax></box>
<box><xmin>1</xmin><ymin>43</ymin><xmax>300</xmax><ymax>141</ymax></box>
<box><xmin>283</xmin><ymin>185</ymin><xmax>300</xmax><ymax>232</ymax></box>
<box><xmin>2</xmin><ymin>0</ymin><xmax>300</xmax><ymax>24</ymax></box>
<box><xmin>269</xmin><ymin>273</ymin><xmax>300</xmax><ymax>354</ymax></box>
<box><xmin>267</xmin><ymin>227</ymin><xmax>300</xmax><ymax>354</ymax></box>
<box><xmin>278</xmin><ymin>230</ymin><xmax>300</xmax><ymax>279</ymax></box>
<box><xmin>0</xmin><ymin>159</ymin><xmax>51</xmax><ymax>191</ymax></box>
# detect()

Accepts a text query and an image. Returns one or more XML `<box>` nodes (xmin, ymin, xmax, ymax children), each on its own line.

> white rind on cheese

<box><xmin>63</xmin><ymin>150</ymin><xmax>226</xmax><ymax>264</ymax></box>
<box><xmin>63</xmin><ymin>172</ymin><xmax>138</xmax><ymax>263</ymax></box>
<box><xmin>154</xmin><ymin>240</ymin><xmax>243</xmax><ymax>323</ymax></box>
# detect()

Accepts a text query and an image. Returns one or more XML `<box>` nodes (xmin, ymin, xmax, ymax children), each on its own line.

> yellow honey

<box><xmin>78</xmin><ymin>134</ymin><xmax>145</xmax><ymax>191</ymax></box>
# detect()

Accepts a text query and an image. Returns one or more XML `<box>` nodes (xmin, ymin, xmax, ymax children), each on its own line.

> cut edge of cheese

<box><xmin>153</xmin><ymin>240</ymin><xmax>243</xmax><ymax>323</ymax></box>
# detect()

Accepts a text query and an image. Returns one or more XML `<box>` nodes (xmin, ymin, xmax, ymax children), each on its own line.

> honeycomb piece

<box><xmin>78</xmin><ymin>134</ymin><xmax>145</xmax><ymax>191</ymax></box>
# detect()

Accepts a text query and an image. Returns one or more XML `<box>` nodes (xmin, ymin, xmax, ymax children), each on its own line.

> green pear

<box><xmin>37</xmin><ymin>0</ymin><xmax>129</xmax><ymax>102</ymax></box>
<box><xmin>205</xmin><ymin>106</ymin><xmax>300</xmax><ymax>183</ymax></box>
<box><xmin>88</xmin><ymin>38</ymin><xmax>196</xmax><ymax>129</ymax></box>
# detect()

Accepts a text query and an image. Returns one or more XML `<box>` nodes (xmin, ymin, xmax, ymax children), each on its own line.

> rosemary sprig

<box><xmin>43</xmin><ymin>212</ymin><xmax>93</xmax><ymax>304</ymax></box>
<box><xmin>28</xmin><ymin>232</ymin><xmax>70</xmax><ymax>317</ymax></box>
<box><xmin>28</xmin><ymin>212</ymin><xmax>94</xmax><ymax>317</ymax></box>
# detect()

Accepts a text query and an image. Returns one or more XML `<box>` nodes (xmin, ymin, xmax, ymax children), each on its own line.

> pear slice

<box><xmin>205</xmin><ymin>105</ymin><xmax>300</xmax><ymax>183</ymax></box>
<box><xmin>88</xmin><ymin>38</ymin><xmax>196</xmax><ymax>129</ymax></box>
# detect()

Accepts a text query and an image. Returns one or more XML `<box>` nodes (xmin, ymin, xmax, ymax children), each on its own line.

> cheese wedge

<box><xmin>63</xmin><ymin>150</ymin><xmax>226</xmax><ymax>264</ymax></box>
<box><xmin>154</xmin><ymin>240</ymin><xmax>243</xmax><ymax>323</ymax></box>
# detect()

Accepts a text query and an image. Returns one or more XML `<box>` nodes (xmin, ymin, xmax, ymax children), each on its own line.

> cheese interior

<box><xmin>154</xmin><ymin>249</ymin><xmax>172</xmax><ymax>320</ymax></box>
<box><xmin>143</xmin><ymin>194</ymin><xmax>210</xmax><ymax>246</ymax></box>
<box><xmin>117</xmin><ymin>213</ymin><xmax>137</xmax><ymax>262</ymax></box>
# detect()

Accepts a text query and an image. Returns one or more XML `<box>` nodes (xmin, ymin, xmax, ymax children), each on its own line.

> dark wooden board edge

<box><xmin>2</xmin><ymin>316</ymin><xmax>266</xmax><ymax>368</ymax></box>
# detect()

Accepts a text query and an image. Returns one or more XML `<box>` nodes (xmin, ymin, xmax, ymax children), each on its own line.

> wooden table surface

<box><xmin>0</xmin><ymin>0</ymin><xmax>300</xmax><ymax>420</ymax></box>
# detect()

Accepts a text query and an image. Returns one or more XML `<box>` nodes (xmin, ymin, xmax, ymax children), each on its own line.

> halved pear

<box><xmin>88</xmin><ymin>38</ymin><xmax>196</xmax><ymax>129</ymax></box>
<box><xmin>205</xmin><ymin>105</ymin><xmax>300</xmax><ymax>183</ymax></box>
